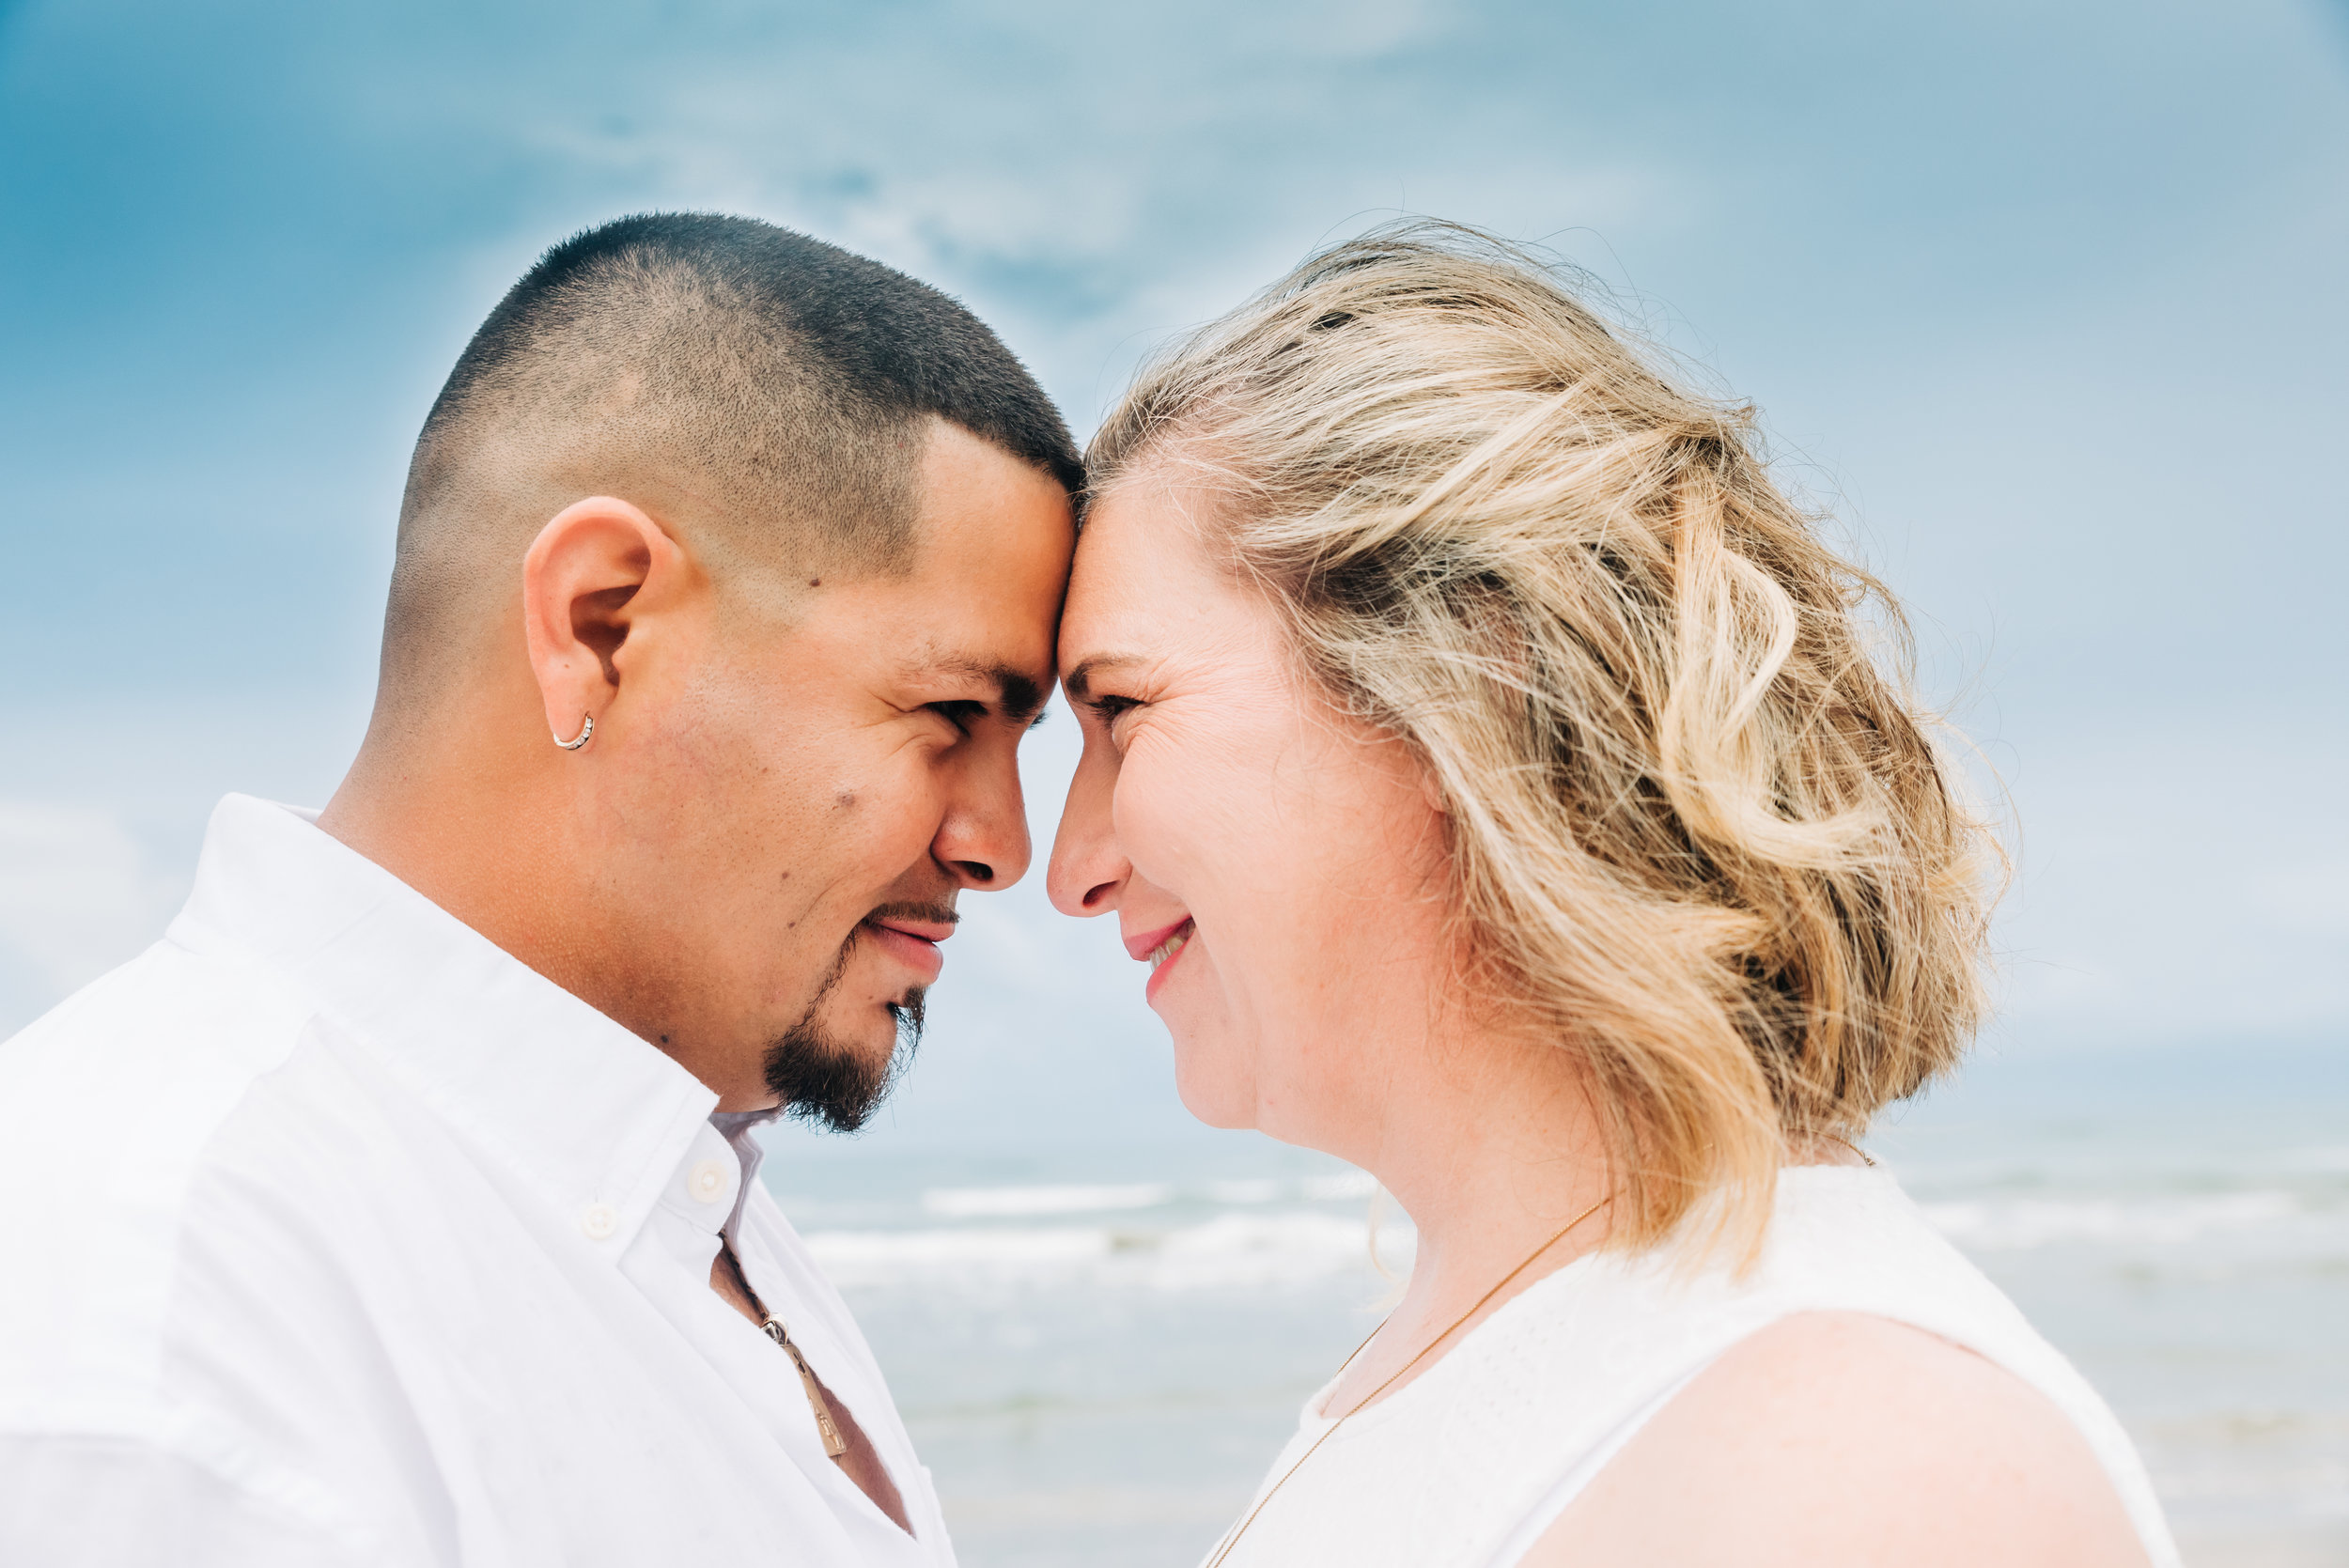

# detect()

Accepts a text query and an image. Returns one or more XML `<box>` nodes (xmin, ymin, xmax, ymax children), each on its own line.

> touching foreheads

<box><xmin>380</xmin><ymin>211</ymin><xmax>1080</xmax><ymax>705</ymax></box>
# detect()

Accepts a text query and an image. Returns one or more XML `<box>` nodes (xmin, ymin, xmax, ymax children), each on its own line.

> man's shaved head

<box><xmin>381</xmin><ymin>212</ymin><xmax>1080</xmax><ymax>704</ymax></box>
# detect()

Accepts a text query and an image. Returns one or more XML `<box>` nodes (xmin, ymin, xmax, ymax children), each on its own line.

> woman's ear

<box><xmin>520</xmin><ymin>496</ymin><xmax>685</xmax><ymax>751</ymax></box>
<box><xmin>1420</xmin><ymin>768</ymin><xmax>1450</xmax><ymax>818</ymax></box>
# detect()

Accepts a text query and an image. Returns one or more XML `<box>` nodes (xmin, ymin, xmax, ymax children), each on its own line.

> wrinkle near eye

<box><xmin>1092</xmin><ymin>697</ymin><xmax>1153</xmax><ymax>756</ymax></box>
<box><xmin>926</xmin><ymin>700</ymin><xmax>988</xmax><ymax>733</ymax></box>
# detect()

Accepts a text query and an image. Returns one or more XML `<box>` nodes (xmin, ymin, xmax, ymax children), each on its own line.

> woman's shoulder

<box><xmin>1516</xmin><ymin>1308</ymin><xmax>2154</xmax><ymax>1568</ymax></box>
<box><xmin>1403</xmin><ymin>1166</ymin><xmax>2037</xmax><ymax>1444</ymax></box>
<box><xmin>1485</xmin><ymin>1167</ymin><xmax>2172</xmax><ymax>1568</ymax></box>
<box><xmin>1485</xmin><ymin>1165</ymin><xmax>2030</xmax><ymax>1365</ymax></box>
<box><xmin>1238</xmin><ymin>1168</ymin><xmax>2172</xmax><ymax>1568</ymax></box>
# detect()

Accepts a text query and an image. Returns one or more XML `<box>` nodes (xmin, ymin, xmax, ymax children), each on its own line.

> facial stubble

<box><xmin>761</xmin><ymin>924</ymin><xmax>926</xmax><ymax>1134</ymax></box>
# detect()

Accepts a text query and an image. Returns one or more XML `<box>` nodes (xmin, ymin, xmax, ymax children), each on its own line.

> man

<box><xmin>0</xmin><ymin>213</ymin><xmax>1079</xmax><ymax>1564</ymax></box>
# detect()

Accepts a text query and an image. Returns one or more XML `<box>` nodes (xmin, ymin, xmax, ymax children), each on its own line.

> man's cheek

<box><xmin>853</xmin><ymin>780</ymin><xmax>941</xmax><ymax>865</ymax></box>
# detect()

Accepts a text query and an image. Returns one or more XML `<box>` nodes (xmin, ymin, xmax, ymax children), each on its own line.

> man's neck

<box><xmin>319</xmin><ymin>710</ymin><xmax>631</xmax><ymax>1052</ymax></box>
<box><xmin>320</xmin><ymin>691</ymin><xmax>554</xmax><ymax>916</ymax></box>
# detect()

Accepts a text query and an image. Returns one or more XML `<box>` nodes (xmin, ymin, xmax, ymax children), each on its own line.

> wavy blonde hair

<box><xmin>1088</xmin><ymin>224</ymin><xmax>1999</xmax><ymax>1257</ymax></box>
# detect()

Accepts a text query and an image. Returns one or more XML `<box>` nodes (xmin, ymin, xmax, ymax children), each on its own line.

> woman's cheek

<box><xmin>1109</xmin><ymin>732</ymin><xmax>1196</xmax><ymax>883</ymax></box>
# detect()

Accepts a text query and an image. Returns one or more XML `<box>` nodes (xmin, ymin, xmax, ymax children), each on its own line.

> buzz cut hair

<box><xmin>381</xmin><ymin>211</ymin><xmax>1080</xmax><ymax>697</ymax></box>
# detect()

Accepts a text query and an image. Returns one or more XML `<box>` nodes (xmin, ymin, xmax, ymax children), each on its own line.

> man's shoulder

<box><xmin>0</xmin><ymin>936</ymin><xmax>335</xmax><ymax>1421</ymax></box>
<box><xmin>0</xmin><ymin>933</ymin><xmax>318</xmax><ymax>1172</ymax></box>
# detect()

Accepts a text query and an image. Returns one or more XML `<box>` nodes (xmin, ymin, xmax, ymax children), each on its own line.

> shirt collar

<box><xmin>168</xmin><ymin>793</ymin><xmax>723</xmax><ymax>1250</ymax></box>
<box><xmin>709</xmin><ymin>1108</ymin><xmax>783</xmax><ymax>1242</ymax></box>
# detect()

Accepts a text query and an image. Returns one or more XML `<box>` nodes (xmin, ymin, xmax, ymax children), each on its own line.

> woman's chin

<box><xmin>1169</xmin><ymin>1049</ymin><xmax>1257</xmax><ymax>1130</ymax></box>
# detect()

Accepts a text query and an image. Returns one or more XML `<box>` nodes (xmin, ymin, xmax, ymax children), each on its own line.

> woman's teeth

<box><xmin>1147</xmin><ymin>924</ymin><xmax>1191</xmax><ymax>971</ymax></box>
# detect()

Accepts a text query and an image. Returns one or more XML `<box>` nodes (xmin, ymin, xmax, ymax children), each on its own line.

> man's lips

<box><xmin>873</xmin><ymin>915</ymin><xmax>957</xmax><ymax>944</ymax></box>
<box><xmin>863</xmin><ymin>916</ymin><xmax>952</xmax><ymax>986</ymax></box>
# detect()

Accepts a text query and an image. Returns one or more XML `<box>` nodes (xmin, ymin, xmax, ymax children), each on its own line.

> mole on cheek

<box><xmin>834</xmin><ymin>790</ymin><xmax>857</xmax><ymax>810</ymax></box>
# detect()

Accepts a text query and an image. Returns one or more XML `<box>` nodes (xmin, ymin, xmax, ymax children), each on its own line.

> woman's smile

<box><xmin>1126</xmin><ymin>916</ymin><xmax>1196</xmax><ymax>1001</ymax></box>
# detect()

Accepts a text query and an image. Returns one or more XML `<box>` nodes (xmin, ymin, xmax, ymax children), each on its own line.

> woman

<box><xmin>1046</xmin><ymin>225</ymin><xmax>2177</xmax><ymax>1568</ymax></box>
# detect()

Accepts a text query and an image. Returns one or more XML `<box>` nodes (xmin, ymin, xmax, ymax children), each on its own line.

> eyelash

<box><xmin>926</xmin><ymin>701</ymin><xmax>988</xmax><ymax>736</ymax></box>
<box><xmin>1086</xmin><ymin>695</ymin><xmax>1142</xmax><ymax>730</ymax></box>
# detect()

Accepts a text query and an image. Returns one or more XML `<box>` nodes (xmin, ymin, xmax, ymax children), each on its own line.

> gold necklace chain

<box><xmin>1201</xmin><ymin>1192</ymin><xmax>1612</xmax><ymax>1568</ymax></box>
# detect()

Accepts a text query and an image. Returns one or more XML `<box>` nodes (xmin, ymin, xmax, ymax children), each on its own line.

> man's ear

<box><xmin>521</xmin><ymin>496</ymin><xmax>686</xmax><ymax>751</ymax></box>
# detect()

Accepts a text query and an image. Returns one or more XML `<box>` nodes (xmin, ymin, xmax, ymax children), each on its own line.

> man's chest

<box><xmin>178</xmin><ymin>1145</ymin><xmax>941</xmax><ymax>1567</ymax></box>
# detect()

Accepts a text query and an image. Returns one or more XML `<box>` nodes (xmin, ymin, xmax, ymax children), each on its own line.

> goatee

<box><xmin>761</xmin><ymin>936</ymin><xmax>926</xmax><ymax>1134</ymax></box>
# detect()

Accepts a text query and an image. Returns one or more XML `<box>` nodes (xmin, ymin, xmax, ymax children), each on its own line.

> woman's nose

<box><xmin>1047</xmin><ymin>748</ymin><xmax>1128</xmax><ymax>917</ymax></box>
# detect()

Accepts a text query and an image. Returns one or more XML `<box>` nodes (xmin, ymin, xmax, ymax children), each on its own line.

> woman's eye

<box><xmin>1087</xmin><ymin>695</ymin><xmax>1141</xmax><ymax>728</ymax></box>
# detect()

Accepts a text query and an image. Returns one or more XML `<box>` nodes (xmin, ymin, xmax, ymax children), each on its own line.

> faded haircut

<box><xmin>381</xmin><ymin>211</ymin><xmax>1079</xmax><ymax>700</ymax></box>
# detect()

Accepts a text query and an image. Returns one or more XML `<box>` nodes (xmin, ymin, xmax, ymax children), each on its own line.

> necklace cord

<box><xmin>1201</xmin><ymin>1191</ymin><xmax>1611</xmax><ymax>1568</ymax></box>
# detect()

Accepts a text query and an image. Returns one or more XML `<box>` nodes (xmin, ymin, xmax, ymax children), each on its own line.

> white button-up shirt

<box><xmin>0</xmin><ymin>795</ymin><xmax>955</xmax><ymax>1567</ymax></box>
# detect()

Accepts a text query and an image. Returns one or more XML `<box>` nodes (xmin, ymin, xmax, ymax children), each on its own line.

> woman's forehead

<box><xmin>1061</xmin><ymin>495</ymin><xmax>1210</xmax><ymax>636</ymax></box>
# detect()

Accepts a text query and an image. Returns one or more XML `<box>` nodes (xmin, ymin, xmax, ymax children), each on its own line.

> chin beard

<box><xmin>761</xmin><ymin>935</ymin><xmax>926</xmax><ymax>1134</ymax></box>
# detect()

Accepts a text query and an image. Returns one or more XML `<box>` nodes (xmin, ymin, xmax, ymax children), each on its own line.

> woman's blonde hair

<box><xmin>1089</xmin><ymin>223</ymin><xmax>1999</xmax><ymax>1258</ymax></box>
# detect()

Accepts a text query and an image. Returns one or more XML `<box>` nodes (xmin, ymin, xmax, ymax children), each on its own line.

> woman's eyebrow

<box><xmin>1062</xmin><ymin>654</ymin><xmax>1144</xmax><ymax>703</ymax></box>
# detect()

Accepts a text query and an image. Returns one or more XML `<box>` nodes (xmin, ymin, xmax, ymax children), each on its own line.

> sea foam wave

<box><xmin>808</xmin><ymin>1209</ymin><xmax>1413</xmax><ymax>1290</ymax></box>
<box><xmin>912</xmin><ymin>1171</ymin><xmax>1377</xmax><ymax>1219</ymax></box>
<box><xmin>922</xmin><ymin>1182</ymin><xmax>1174</xmax><ymax>1218</ymax></box>
<box><xmin>825</xmin><ymin>1172</ymin><xmax>2332</xmax><ymax>1296</ymax></box>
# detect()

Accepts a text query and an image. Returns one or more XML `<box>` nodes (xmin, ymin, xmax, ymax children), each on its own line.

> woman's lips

<box><xmin>1134</xmin><ymin>917</ymin><xmax>1195</xmax><ymax>1003</ymax></box>
<box><xmin>863</xmin><ymin>919</ymin><xmax>947</xmax><ymax>986</ymax></box>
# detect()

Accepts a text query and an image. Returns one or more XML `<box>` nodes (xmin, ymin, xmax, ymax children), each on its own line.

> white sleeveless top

<box><xmin>1211</xmin><ymin>1166</ymin><xmax>2180</xmax><ymax>1568</ymax></box>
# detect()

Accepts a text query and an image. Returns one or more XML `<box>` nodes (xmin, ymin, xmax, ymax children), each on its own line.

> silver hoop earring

<box><xmin>553</xmin><ymin>715</ymin><xmax>595</xmax><ymax>752</ymax></box>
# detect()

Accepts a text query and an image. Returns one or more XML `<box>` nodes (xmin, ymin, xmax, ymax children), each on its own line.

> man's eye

<box><xmin>926</xmin><ymin>701</ymin><xmax>988</xmax><ymax>734</ymax></box>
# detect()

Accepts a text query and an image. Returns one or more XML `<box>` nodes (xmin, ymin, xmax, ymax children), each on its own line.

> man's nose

<box><xmin>933</xmin><ymin>752</ymin><xmax>1033</xmax><ymax>890</ymax></box>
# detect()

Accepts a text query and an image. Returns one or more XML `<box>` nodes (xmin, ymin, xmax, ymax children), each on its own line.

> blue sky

<box><xmin>3</xmin><ymin>0</ymin><xmax>2343</xmax><ymax>1142</ymax></box>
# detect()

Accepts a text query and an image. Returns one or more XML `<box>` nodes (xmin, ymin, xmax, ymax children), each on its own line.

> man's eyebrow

<box><xmin>922</xmin><ymin>656</ymin><xmax>1049</xmax><ymax>726</ymax></box>
<box><xmin>1061</xmin><ymin>655</ymin><xmax>1143</xmax><ymax>704</ymax></box>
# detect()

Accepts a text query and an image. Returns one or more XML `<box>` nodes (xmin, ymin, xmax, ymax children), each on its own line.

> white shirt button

<box><xmin>689</xmin><ymin>1160</ymin><xmax>729</xmax><ymax>1203</ymax></box>
<box><xmin>580</xmin><ymin>1203</ymin><xmax>619</xmax><ymax>1240</ymax></box>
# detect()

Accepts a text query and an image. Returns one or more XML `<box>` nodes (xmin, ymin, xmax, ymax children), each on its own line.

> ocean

<box><xmin>757</xmin><ymin>1043</ymin><xmax>2349</xmax><ymax>1568</ymax></box>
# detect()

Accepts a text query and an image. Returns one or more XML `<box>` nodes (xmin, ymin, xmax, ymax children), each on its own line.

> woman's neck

<box><xmin>1318</xmin><ymin>1023</ymin><xmax>1616</xmax><ymax>1416</ymax></box>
